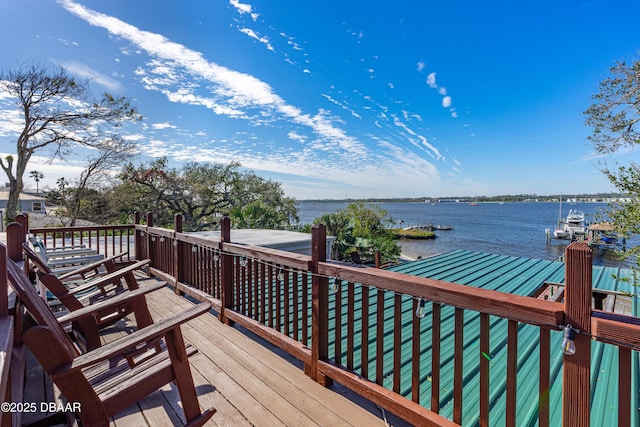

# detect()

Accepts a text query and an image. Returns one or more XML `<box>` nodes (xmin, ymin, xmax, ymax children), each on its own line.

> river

<box><xmin>296</xmin><ymin>200</ymin><xmax>635</xmax><ymax>268</ymax></box>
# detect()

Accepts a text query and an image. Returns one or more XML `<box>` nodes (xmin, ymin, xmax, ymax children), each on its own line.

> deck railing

<box><xmin>29</xmin><ymin>216</ymin><xmax>136</xmax><ymax>262</ymax></box>
<box><xmin>5</xmin><ymin>212</ymin><xmax>640</xmax><ymax>426</ymax></box>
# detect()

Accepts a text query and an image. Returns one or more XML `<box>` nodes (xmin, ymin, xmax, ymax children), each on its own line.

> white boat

<box><xmin>553</xmin><ymin>209</ymin><xmax>586</xmax><ymax>240</ymax></box>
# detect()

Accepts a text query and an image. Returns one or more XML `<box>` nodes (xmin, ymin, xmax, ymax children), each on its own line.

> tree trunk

<box><xmin>5</xmin><ymin>172</ymin><xmax>24</xmax><ymax>224</ymax></box>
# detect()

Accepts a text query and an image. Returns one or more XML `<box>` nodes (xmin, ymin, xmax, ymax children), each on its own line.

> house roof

<box><xmin>0</xmin><ymin>190</ymin><xmax>47</xmax><ymax>201</ymax></box>
<box><xmin>379</xmin><ymin>250</ymin><xmax>638</xmax><ymax>425</ymax></box>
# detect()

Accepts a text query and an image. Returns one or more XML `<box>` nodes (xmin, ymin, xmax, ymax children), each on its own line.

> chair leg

<box><xmin>183</xmin><ymin>408</ymin><xmax>217</xmax><ymax>427</ymax></box>
<box><xmin>132</xmin><ymin>297</ymin><xmax>154</xmax><ymax>328</ymax></box>
<box><xmin>165</xmin><ymin>328</ymin><xmax>206</xmax><ymax>422</ymax></box>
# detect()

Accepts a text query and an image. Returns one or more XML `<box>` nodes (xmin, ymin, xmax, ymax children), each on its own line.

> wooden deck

<box><xmin>22</xmin><ymin>276</ymin><xmax>403</xmax><ymax>427</ymax></box>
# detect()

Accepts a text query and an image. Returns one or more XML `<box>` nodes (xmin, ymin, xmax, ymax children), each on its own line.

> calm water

<box><xmin>296</xmin><ymin>201</ymin><xmax>635</xmax><ymax>267</ymax></box>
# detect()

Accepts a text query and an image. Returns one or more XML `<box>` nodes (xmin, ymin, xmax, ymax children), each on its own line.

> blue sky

<box><xmin>0</xmin><ymin>0</ymin><xmax>639</xmax><ymax>199</ymax></box>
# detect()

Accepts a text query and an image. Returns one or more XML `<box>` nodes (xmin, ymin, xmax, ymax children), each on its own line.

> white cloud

<box><xmin>151</xmin><ymin>122</ymin><xmax>176</xmax><ymax>130</ymax></box>
<box><xmin>287</xmin><ymin>131</ymin><xmax>306</xmax><ymax>143</ymax></box>
<box><xmin>56</xmin><ymin>0</ymin><xmax>460</xmax><ymax>198</ymax></box>
<box><xmin>392</xmin><ymin>114</ymin><xmax>442</xmax><ymax>160</ymax></box>
<box><xmin>239</xmin><ymin>27</ymin><xmax>274</xmax><ymax>51</ymax></box>
<box><xmin>426</xmin><ymin>72</ymin><xmax>459</xmax><ymax>115</ymax></box>
<box><xmin>122</xmin><ymin>133</ymin><xmax>145</xmax><ymax>141</ymax></box>
<box><xmin>59</xmin><ymin>0</ymin><xmax>370</xmax><ymax>159</ymax></box>
<box><xmin>56</xmin><ymin>38</ymin><xmax>80</xmax><ymax>47</ymax></box>
<box><xmin>426</xmin><ymin>72</ymin><xmax>437</xmax><ymax>88</ymax></box>
<box><xmin>229</xmin><ymin>0</ymin><xmax>259</xmax><ymax>21</ymax></box>
<box><xmin>58</xmin><ymin>60</ymin><xmax>123</xmax><ymax>92</ymax></box>
<box><xmin>417</xmin><ymin>61</ymin><xmax>426</xmax><ymax>72</ymax></box>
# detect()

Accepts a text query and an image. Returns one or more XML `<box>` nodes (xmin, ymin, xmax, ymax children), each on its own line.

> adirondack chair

<box><xmin>24</xmin><ymin>242</ymin><xmax>126</xmax><ymax>285</ymax></box>
<box><xmin>28</xmin><ymin>234</ymin><xmax>96</xmax><ymax>257</ymax></box>
<box><xmin>23</xmin><ymin>243</ymin><xmax>161</xmax><ymax>350</ymax></box>
<box><xmin>28</xmin><ymin>235</ymin><xmax>104</xmax><ymax>270</ymax></box>
<box><xmin>5</xmin><ymin>248</ymin><xmax>216</xmax><ymax>426</ymax></box>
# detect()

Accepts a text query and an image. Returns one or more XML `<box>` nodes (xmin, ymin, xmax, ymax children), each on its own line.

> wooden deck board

<box><xmin>144</xmin><ymin>282</ymin><xmax>391</xmax><ymax>426</ymax></box>
<box><xmin>23</xmin><ymin>280</ymin><xmax>395</xmax><ymax>426</ymax></box>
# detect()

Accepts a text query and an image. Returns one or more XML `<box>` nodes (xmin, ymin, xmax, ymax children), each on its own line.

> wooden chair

<box><xmin>24</xmin><ymin>243</ymin><xmax>162</xmax><ymax>350</ymax></box>
<box><xmin>24</xmin><ymin>242</ymin><xmax>125</xmax><ymax>284</ymax></box>
<box><xmin>28</xmin><ymin>235</ymin><xmax>104</xmax><ymax>270</ymax></box>
<box><xmin>28</xmin><ymin>234</ymin><xmax>97</xmax><ymax>257</ymax></box>
<box><xmin>5</xmin><ymin>248</ymin><xmax>216</xmax><ymax>427</ymax></box>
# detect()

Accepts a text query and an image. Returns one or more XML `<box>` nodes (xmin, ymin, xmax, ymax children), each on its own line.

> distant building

<box><xmin>0</xmin><ymin>190</ymin><xmax>47</xmax><ymax>214</ymax></box>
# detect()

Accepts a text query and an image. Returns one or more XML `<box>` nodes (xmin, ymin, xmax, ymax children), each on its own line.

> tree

<box><xmin>56</xmin><ymin>137</ymin><xmax>137</xmax><ymax>226</ymax></box>
<box><xmin>584</xmin><ymin>58</ymin><xmax>640</xmax><ymax>269</ymax></box>
<box><xmin>0</xmin><ymin>62</ymin><xmax>140</xmax><ymax>223</ymax></box>
<box><xmin>118</xmin><ymin>158</ymin><xmax>299</xmax><ymax>231</ymax></box>
<box><xmin>313</xmin><ymin>202</ymin><xmax>400</xmax><ymax>263</ymax></box>
<box><xmin>230</xmin><ymin>201</ymin><xmax>289</xmax><ymax>229</ymax></box>
<box><xmin>29</xmin><ymin>170</ymin><xmax>44</xmax><ymax>194</ymax></box>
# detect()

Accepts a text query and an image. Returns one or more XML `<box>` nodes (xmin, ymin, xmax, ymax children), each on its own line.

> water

<box><xmin>296</xmin><ymin>201</ymin><xmax>635</xmax><ymax>267</ymax></box>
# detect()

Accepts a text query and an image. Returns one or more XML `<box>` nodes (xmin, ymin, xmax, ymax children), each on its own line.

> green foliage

<box><xmin>390</xmin><ymin>228</ymin><xmax>436</xmax><ymax>239</ymax></box>
<box><xmin>116</xmin><ymin>157</ymin><xmax>298</xmax><ymax>231</ymax></box>
<box><xmin>584</xmin><ymin>60</ymin><xmax>640</xmax><ymax>154</ymax></box>
<box><xmin>584</xmin><ymin>58</ymin><xmax>640</xmax><ymax>273</ymax></box>
<box><xmin>312</xmin><ymin>202</ymin><xmax>400</xmax><ymax>263</ymax></box>
<box><xmin>230</xmin><ymin>201</ymin><xmax>290</xmax><ymax>229</ymax></box>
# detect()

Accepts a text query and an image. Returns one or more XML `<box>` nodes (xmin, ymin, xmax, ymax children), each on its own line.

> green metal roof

<box><xmin>372</xmin><ymin>250</ymin><xmax>639</xmax><ymax>426</ymax></box>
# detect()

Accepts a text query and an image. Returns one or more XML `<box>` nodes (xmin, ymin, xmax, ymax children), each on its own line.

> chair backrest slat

<box><xmin>23</xmin><ymin>243</ymin><xmax>53</xmax><ymax>275</ymax></box>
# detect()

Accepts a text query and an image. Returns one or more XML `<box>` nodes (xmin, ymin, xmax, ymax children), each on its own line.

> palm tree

<box><xmin>230</xmin><ymin>201</ymin><xmax>285</xmax><ymax>229</ymax></box>
<box><xmin>56</xmin><ymin>177</ymin><xmax>68</xmax><ymax>191</ymax></box>
<box><xmin>29</xmin><ymin>170</ymin><xmax>44</xmax><ymax>194</ymax></box>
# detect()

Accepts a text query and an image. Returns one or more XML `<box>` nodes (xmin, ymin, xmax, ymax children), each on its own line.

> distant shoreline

<box><xmin>297</xmin><ymin>194</ymin><xmax>625</xmax><ymax>204</ymax></box>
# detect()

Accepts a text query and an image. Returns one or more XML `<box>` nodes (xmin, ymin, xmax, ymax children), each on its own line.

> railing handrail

<box><xmin>30</xmin><ymin>224</ymin><xmax>134</xmax><ymax>233</ymax></box>
<box><xmin>318</xmin><ymin>259</ymin><xmax>565</xmax><ymax>327</ymax></box>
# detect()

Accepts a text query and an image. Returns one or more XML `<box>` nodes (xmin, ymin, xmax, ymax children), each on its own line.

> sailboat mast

<box><xmin>558</xmin><ymin>193</ymin><xmax>563</xmax><ymax>227</ymax></box>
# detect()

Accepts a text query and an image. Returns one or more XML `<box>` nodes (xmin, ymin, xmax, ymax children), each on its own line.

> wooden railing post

<box><xmin>562</xmin><ymin>241</ymin><xmax>592</xmax><ymax>426</ymax></box>
<box><xmin>134</xmin><ymin>211</ymin><xmax>141</xmax><ymax>261</ymax></box>
<box><xmin>173</xmin><ymin>214</ymin><xmax>183</xmax><ymax>295</ymax></box>
<box><xmin>309</xmin><ymin>224</ymin><xmax>332</xmax><ymax>386</ymax></box>
<box><xmin>146</xmin><ymin>211</ymin><xmax>154</xmax><ymax>265</ymax></box>
<box><xmin>219</xmin><ymin>217</ymin><xmax>234</xmax><ymax>326</ymax></box>
<box><xmin>6</xmin><ymin>223</ymin><xmax>23</xmax><ymax>262</ymax></box>
<box><xmin>15</xmin><ymin>213</ymin><xmax>28</xmax><ymax>241</ymax></box>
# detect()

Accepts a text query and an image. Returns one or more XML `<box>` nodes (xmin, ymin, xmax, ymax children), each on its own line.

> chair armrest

<box><xmin>57</xmin><ymin>252</ymin><xmax>128</xmax><ymax>281</ymax></box>
<box><xmin>56</xmin><ymin>303</ymin><xmax>210</xmax><ymax>374</ymax></box>
<box><xmin>56</xmin><ymin>282</ymin><xmax>166</xmax><ymax>325</ymax></box>
<box><xmin>67</xmin><ymin>259</ymin><xmax>150</xmax><ymax>295</ymax></box>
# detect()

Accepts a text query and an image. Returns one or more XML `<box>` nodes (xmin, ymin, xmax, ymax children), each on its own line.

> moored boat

<box><xmin>553</xmin><ymin>209</ymin><xmax>587</xmax><ymax>240</ymax></box>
